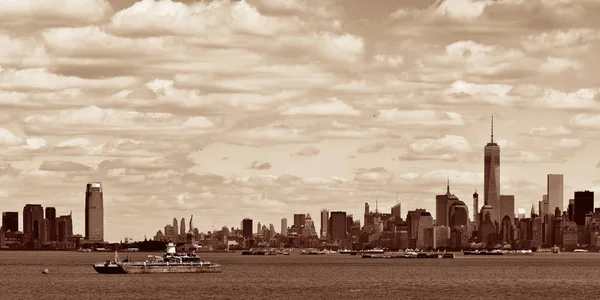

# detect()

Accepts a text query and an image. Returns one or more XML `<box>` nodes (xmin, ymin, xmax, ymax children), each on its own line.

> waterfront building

<box><xmin>547</xmin><ymin>174</ymin><xmax>564</xmax><ymax>216</ymax></box>
<box><xmin>45</xmin><ymin>207</ymin><xmax>57</xmax><ymax>242</ymax></box>
<box><xmin>484</xmin><ymin>116</ymin><xmax>501</xmax><ymax>224</ymax></box>
<box><xmin>23</xmin><ymin>204</ymin><xmax>44</xmax><ymax>242</ymax></box>
<box><xmin>85</xmin><ymin>182</ymin><xmax>104</xmax><ymax>242</ymax></box>
<box><xmin>320</xmin><ymin>209</ymin><xmax>329</xmax><ymax>239</ymax></box>
<box><xmin>2</xmin><ymin>212</ymin><xmax>18</xmax><ymax>233</ymax></box>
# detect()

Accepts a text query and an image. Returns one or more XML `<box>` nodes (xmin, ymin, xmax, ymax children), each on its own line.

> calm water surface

<box><xmin>1</xmin><ymin>251</ymin><xmax>599</xmax><ymax>300</ymax></box>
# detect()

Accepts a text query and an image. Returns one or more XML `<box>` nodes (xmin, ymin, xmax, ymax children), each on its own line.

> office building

<box><xmin>23</xmin><ymin>204</ymin><xmax>44</xmax><ymax>242</ymax></box>
<box><xmin>2</xmin><ymin>212</ymin><xmax>18</xmax><ymax>232</ymax></box>
<box><xmin>320</xmin><ymin>209</ymin><xmax>329</xmax><ymax>238</ymax></box>
<box><xmin>484</xmin><ymin>116</ymin><xmax>501</xmax><ymax>224</ymax></box>
<box><xmin>499</xmin><ymin>195</ymin><xmax>515</xmax><ymax>222</ymax></box>
<box><xmin>45</xmin><ymin>207</ymin><xmax>57</xmax><ymax>242</ymax></box>
<box><xmin>329</xmin><ymin>211</ymin><xmax>347</xmax><ymax>240</ymax></box>
<box><xmin>293</xmin><ymin>214</ymin><xmax>306</xmax><ymax>228</ymax></box>
<box><xmin>574</xmin><ymin>191</ymin><xmax>594</xmax><ymax>226</ymax></box>
<box><xmin>547</xmin><ymin>174</ymin><xmax>564</xmax><ymax>214</ymax></box>
<box><xmin>242</xmin><ymin>218</ymin><xmax>253</xmax><ymax>238</ymax></box>
<box><xmin>391</xmin><ymin>203</ymin><xmax>401</xmax><ymax>219</ymax></box>
<box><xmin>172</xmin><ymin>218</ymin><xmax>178</xmax><ymax>236</ymax></box>
<box><xmin>85</xmin><ymin>182</ymin><xmax>104</xmax><ymax>242</ymax></box>
<box><xmin>280</xmin><ymin>218</ymin><xmax>287</xmax><ymax>236</ymax></box>
<box><xmin>57</xmin><ymin>213</ymin><xmax>73</xmax><ymax>243</ymax></box>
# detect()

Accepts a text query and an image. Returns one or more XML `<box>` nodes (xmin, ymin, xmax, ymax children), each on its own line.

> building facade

<box><xmin>85</xmin><ymin>182</ymin><xmax>104</xmax><ymax>242</ymax></box>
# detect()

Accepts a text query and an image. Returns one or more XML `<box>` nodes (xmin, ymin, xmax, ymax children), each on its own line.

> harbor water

<box><xmin>0</xmin><ymin>251</ymin><xmax>597</xmax><ymax>300</ymax></box>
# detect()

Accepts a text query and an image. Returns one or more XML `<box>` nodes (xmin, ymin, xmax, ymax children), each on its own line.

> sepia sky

<box><xmin>1</xmin><ymin>0</ymin><xmax>600</xmax><ymax>242</ymax></box>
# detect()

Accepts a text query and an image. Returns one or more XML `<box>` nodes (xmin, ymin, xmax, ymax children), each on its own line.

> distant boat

<box><xmin>93</xmin><ymin>242</ymin><xmax>221</xmax><ymax>274</ymax></box>
<box><xmin>550</xmin><ymin>246</ymin><xmax>560</xmax><ymax>253</ymax></box>
<box><xmin>574</xmin><ymin>249</ymin><xmax>588</xmax><ymax>253</ymax></box>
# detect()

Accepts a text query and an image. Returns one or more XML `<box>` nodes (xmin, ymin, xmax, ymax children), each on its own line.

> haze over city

<box><xmin>1</xmin><ymin>0</ymin><xmax>600</xmax><ymax>242</ymax></box>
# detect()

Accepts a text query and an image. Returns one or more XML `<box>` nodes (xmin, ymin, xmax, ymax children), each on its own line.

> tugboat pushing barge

<box><xmin>93</xmin><ymin>242</ymin><xmax>221</xmax><ymax>274</ymax></box>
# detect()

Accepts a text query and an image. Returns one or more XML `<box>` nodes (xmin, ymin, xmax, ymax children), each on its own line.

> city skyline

<box><xmin>1</xmin><ymin>0</ymin><xmax>600</xmax><ymax>242</ymax></box>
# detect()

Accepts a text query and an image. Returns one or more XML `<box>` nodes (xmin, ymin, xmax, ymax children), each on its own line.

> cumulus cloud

<box><xmin>376</xmin><ymin>109</ymin><xmax>466</xmax><ymax>126</ymax></box>
<box><xmin>525</xmin><ymin>126</ymin><xmax>572</xmax><ymax>137</ymax></box>
<box><xmin>399</xmin><ymin>135</ymin><xmax>472</xmax><ymax>161</ymax></box>
<box><xmin>281</xmin><ymin>98</ymin><xmax>361</xmax><ymax>117</ymax></box>
<box><xmin>357</xmin><ymin>142</ymin><xmax>386</xmax><ymax>153</ymax></box>
<box><xmin>0</xmin><ymin>128</ymin><xmax>23</xmax><ymax>146</ymax></box>
<box><xmin>22</xmin><ymin>106</ymin><xmax>216</xmax><ymax>137</ymax></box>
<box><xmin>0</xmin><ymin>0</ymin><xmax>113</xmax><ymax>28</ymax></box>
<box><xmin>291</xmin><ymin>146</ymin><xmax>320</xmax><ymax>157</ymax></box>
<box><xmin>249</xmin><ymin>161</ymin><xmax>272</xmax><ymax>170</ymax></box>
<box><xmin>39</xmin><ymin>160</ymin><xmax>93</xmax><ymax>172</ymax></box>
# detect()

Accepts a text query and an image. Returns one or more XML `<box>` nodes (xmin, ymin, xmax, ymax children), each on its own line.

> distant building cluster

<box><xmin>146</xmin><ymin>118</ymin><xmax>600</xmax><ymax>252</ymax></box>
<box><xmin>0</xmin><ymin>182</ymin><xmax>105</xmax><ymax>250</ymax></box>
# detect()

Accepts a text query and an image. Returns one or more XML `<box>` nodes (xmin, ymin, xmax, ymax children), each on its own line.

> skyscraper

<box><xmin>499</xmin><ymin>195</ymin><xmax>515</xmax><ymax>222</ymax></box>
<box><xmin>23</xmin><ymin>204</ymin><xmax>44</xmax><ymax>242</ymax></box>
<box><xmin>473</xmin><ymin>190</ymin><xmax>479</xmax><ymax>228</ymax></box>
<box><xmin>435</xmin><ymin>181</ymin><xmax>459</xmax><ymax>227</ymax></box>
<box><xmin>57</xmin><ymin>213</ymin><xmax>73</xmax><ymax>243</ymax></box>
<box><xmin>391</xmin><ymin>203</ymin><xmax>401</xmax><ymax>219</ymax></box>
<box><xmin>2</xmin><ymin>212</ymin><xmax>18</xmax><ymax>232</ymax></box>
<box><xmin>547</xmin><ymin>174</ymin><xmax>564</xmax><ymax>214</ymax></box>
<box><xmin>320</xmin><ymin>209</ymin><xmax>329</xmax><ymax>238</ymax></box>
<box><xmin>280</xmin><ymin>218</ymin><xmax>287</xmax><ymax>236</ymax></box>
<box><xmin>172</xmin><ymin>218</ymin><xmax>178</xmax><ymax>236</ymax></box>
<box><xmin>329</xmin><ymin>211</ymin><xmax>347</xmax><ymax>240</ymax></box>
<box><xmin>180</xmin><ymin>218</ymin><xmax>186</xmax><ymax>235</ymax></box>
<box><xmin>45</xmin><ymin>207</ymin><xmax>57</xmax><ymax>242</ymax></box>
<box><xmin>484</xmin><ymin>115</ymin><xmax>500</xmax><ymax>224</ymax></box>
<box><xmin>85</xmin><ymin>182</ymin><xmax>104</xmax><ymax>242</ymax></box>
<box><xmin>574</xmin><ymin>191</ymin><xmax>594</xmax><ymax>226</ymax></box>
<box><xmin>242</xmin><ymin>218</ymin><xmax>253</xmax><ymax>238</ymax></box>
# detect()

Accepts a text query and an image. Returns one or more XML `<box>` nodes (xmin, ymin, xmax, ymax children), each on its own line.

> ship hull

<box><xmin>93</xmin><ymin>264</ymin><xmax>128</xmax><ymax>274</ymax></box>
<box><xmin>121</xmin><ymin>264</ymin><xmax>222</xmax><ymax>274</ymax></box>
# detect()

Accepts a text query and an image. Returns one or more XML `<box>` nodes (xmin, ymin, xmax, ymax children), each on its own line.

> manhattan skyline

<box><xmin>1</xmin><ymin>0</ymin><xmax>600</xmax><ymax>242</ymax></box>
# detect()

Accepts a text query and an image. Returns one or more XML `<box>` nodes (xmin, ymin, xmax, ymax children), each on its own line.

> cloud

<box><xmin>39</xmin><ymin>160</ymin><xmax>93</xmax><ymax>172</ymax></box>
<box><xmin>357</xmin><ymin>142</ymin><xmax>386</xmax><ymax>153</ymax></box>
<box><xmin>249</xmin><ymin>161</ymin><xmax>272</xmax><ymax>170</ymax></box>
<box><xmin>568</xmin><ymin>113</ymin><xmax>600</xmax><ymax>129</ymax></box>
<box><xmin>553</xmin><ymin>138</ymin><xmax>581</xmax><ymax>148</ymax></box>
<box><xmin>291</xmin><ymin>146</ymin><xmax>320</xmax><ymax>157</ymax></box>
<box><xmin>0</xmin><ymin>67</ymin><xmax>137</xmax><ymax>91</ymax></box>
<box><xmin>0</xmin><ymin>0</ymin><xmax>113</xmax><ymax>29</ymax></box>
<box><xmin>224</xmin><ymin>123</ymin><xmax>314</xmax><ymax>146</ymax></box>
<box><xmin>443</xmin><ymin>80</ymin><xmax>515</xmax><ymax>105</ymax></box>
<box><xmin>524</xmin><ymin>126</ymin><xmax>572</xmax><ymax>137</ymax></box>
<box><xmin>376</xmin><ymin>109</ymin><xmax>466</xmax><ymax>126</ymax></box>
<box><xmin>399</xmin><ymin>135</ymin><xmax>472</xmax><ymax>161</ymax></box>
<box><xmin>281</xmin><ymin>98</ymin><xmax>361</xmax><ymax>117</ymax></box>
<box><xmin>22</xmin><ymin>106</ymin><xmax>216</xmax><ymax>137</ymax></box>
<box><xmin>108</xmin><ymin>0</ymin><xmax>300</xmax><ymax>38</ymax></box>
<box><xmin>0</xmin><ymin>128</ymin><xmax>23</xmax><ymax>146</ymax></box>
<box><xmin>354</xmin><ymin>167</ymin><xmax>392</xmax><ymax>183</ymax></box>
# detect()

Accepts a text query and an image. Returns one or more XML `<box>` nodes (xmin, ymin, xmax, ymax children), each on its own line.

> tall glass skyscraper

<box><xmin>484</xmin><ymin>116</ymin><xmax>501</xmax><ymax>224</ymax></box>
<box><xmin>85</xmin><ymin>182</ymin><xmax>104</xmax><ymax>242</ymax></box>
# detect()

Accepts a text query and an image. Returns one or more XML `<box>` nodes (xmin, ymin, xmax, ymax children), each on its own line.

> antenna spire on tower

<box><xmin>491</xmin><ymin>114</ymin><xmax>494</xmax><ymax>143</ymax></box>
<box><xmin>375</xmin><ymin>196</ymin><xmax>379</xmax><ymax>214</ymax></box>
<box><xmin>446</xmin><ymin>177</ymin><xmax>450</xmax><ymax>194</ymax></box>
